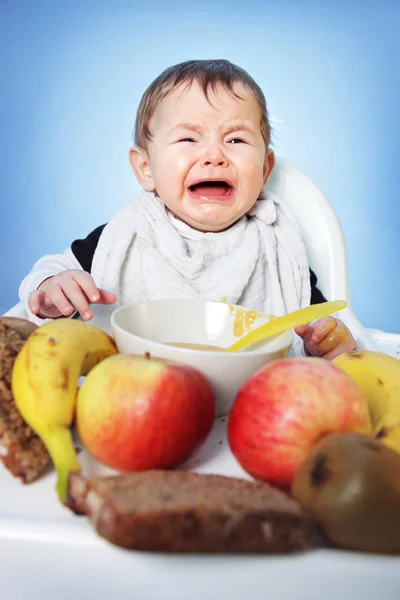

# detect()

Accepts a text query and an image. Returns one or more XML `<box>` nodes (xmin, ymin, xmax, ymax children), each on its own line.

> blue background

<box><xmin>2</xmin><ymin>0</ymin><xmax>399</xmax><ymax>332</ymax></box>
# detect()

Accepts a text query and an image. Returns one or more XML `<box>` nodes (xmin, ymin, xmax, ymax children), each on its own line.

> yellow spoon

<box><xmin>226</xmin><ymin>300</ymin><xmax>347</xmax><ymax>352</ymax></box>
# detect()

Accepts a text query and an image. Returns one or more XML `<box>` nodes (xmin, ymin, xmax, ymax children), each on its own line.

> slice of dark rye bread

<box><xmin>68</xmin><ymin>470</ymin><xmax>320</xmax><ymax>553</ymax></box>
<box><xmin>0</xmin><ymin>317</ymin><xmax>51</xmax><ymax>483</ymax></box>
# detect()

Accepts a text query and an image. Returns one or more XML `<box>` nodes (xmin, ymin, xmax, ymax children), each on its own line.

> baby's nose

<box><xmin>200</xmin><ymin>145</ymin><xmax>229</xmax><ymax>168</ymax></box>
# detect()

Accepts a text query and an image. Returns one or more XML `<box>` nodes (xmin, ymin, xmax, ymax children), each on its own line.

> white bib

<box><xmin>90</xmin><ymin>191</ymin><xmax>310</xmax><ymax>354</ymax></box>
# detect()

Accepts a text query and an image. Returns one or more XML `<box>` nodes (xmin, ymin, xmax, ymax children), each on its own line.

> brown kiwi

<box><xmin>292</xmin><ymin>432</ymin><xmax>400</xmax><ymax>554</ymax></box>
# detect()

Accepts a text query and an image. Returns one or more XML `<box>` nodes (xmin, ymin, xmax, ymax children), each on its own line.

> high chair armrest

<box><xmin>366</xmin><ymin>329</ymin><xmax>400</xmax><ymax>359</ymax></box>
<box><xmin>3</xmin><ymin>302</ymin><xmax>30</xmax><ymax>319</ymax></box>
<box><xmin>339</xmin><ymin>305</ymin><xmax>400</xmax><ymax>358</ymax></box>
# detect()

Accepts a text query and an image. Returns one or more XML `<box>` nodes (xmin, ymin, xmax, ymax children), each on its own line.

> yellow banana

<box><xmin>11</xmin><ymin>318</ymin><xmax>118</xmax><ymax>503</ymax></box>
<box><xmin>376</xmin><ymin>421</ymin><xmax>400</xmax><ymax>453</ymax></box>
<box><xmin>333</xmin><ymin>350</ymin><xmax>400</xmax><ymax>452</ymax></box>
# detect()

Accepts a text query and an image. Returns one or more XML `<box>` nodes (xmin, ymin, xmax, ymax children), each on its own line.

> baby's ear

<box><xmin>129</xmin><ymin>147</ymin><xmax>156</xmax><ymax>191</ymax></box>
<box><xmin>263</xmin><ymin>149</ymin><xmax>276</xmax><ymax>187</ymax></box>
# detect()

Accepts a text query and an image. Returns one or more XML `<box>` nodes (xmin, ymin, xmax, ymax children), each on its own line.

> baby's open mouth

<box><xmin>188</xmin><ymin>180</ymin><xmax>234</xmax><ymax>199</ymax></box>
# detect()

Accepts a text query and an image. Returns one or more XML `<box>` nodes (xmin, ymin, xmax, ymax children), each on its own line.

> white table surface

<box><xmin>1</xmin><ymin>418</ymin><xmax>399</xmax><ymax>600</ymax></box>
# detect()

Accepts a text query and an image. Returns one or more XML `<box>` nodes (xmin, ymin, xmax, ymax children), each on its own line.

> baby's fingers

<box><xmin>309</xmin><ymin>316</ymin><xmax>337</xmax><ymax>345</ymax></box>
<box><xmin>71</xmin><ymin>273</ymin><xmax>116</xmax><ymax>307</ymax></box>
<box><xmin>294</xmin><ymin>324</ymin><xmax>312</xmax><ymax>342</ymax></box>
<box><xmin>29</xmin><ymin>289</ymin><xmax>46</xmax><ymax>314</ymax></box>
<box><xmin>44</xmin><ymin>285</ymin><xmax>75</xmax><ymax>317</ymax></box>
<box><xmin>72</xmin><ymin>271</ymin><xmax>102</xmax><ymax>304</ymax></box>
<box><xmin>317</xmin><ymin>321</ymin><xmax>356</xmax><ymax>359</ymax></box>
<box><xmin>97</xmin><ymin>289</ymin><xmax>117</xmax><ymax>305</ymax></box>
<box><xmin>61</xmin><ymin>279</ymin><xmax>93</xmax><ymax>320</ymax></box>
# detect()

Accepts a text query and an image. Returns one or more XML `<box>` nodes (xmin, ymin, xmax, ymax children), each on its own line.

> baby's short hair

<box><xmin>134</xmin><ymin>59</ymin><xmax>271</xmax><ymax>149</ymax></box>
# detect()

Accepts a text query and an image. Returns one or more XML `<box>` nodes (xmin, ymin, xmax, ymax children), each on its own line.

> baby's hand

<box><xmin>28</xmin><ymin>270</ymin><xmax>116</xmax><ymax>321</ymax></box>
<box><xmin>294</xmin><ymin>316</ymin><xmax>357</xmax><ymax>360</ymax></box>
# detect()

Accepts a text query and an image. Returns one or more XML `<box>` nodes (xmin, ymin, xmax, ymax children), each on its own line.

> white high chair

<box><xmin>4</xmin><ymin>157</ymin><xmax>398</xmax><ymax>356</ymax></box>
<box><xmin>265</xmin><ymin>158</ymin><xmax>399</xmax><ymax>356</ymax></box>
<box><xmin>2</xmin><ymin>158</ymin><xmax>400</xmax><ymax>600</ymax></box>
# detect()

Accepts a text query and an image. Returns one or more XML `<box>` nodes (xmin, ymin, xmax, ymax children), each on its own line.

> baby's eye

<box><xmin>178</xmin><ymin>138</ymin><xmax>196</xmax><ymax>143</ymax></box>
<box><xmin>228</xmin><ymin>138</ymin><xmax>245</xmax><ymax>144</ymax></box>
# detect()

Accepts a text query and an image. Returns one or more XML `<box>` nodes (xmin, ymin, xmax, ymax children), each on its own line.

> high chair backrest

<box><xmin>266</xmin><ymin>157</ymin><xmax>349</xmax><ymax>302</ymax></box>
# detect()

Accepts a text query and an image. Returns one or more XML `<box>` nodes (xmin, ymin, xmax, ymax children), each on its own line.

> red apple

<box><xmin>227</xmin><ymin>357</ymin><xmax>372</xmax><ymax>489</ymax></box>
<box><xmin>76</xmin><ymin>354</ymin><xmax>215</xmax><ymax>471</ymax></box>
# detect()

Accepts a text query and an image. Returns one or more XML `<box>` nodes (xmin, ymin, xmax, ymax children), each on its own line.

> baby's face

<box><xmin>132</xmin><ymin>81</ymin><xmax>274</xmax><ymax>232</ymax></box>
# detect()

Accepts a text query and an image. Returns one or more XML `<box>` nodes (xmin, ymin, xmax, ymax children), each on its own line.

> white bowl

<box><xmin>111</xmin><ymin>300</ymin><xmax>293</xmax><ymax>417</ymax></box>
